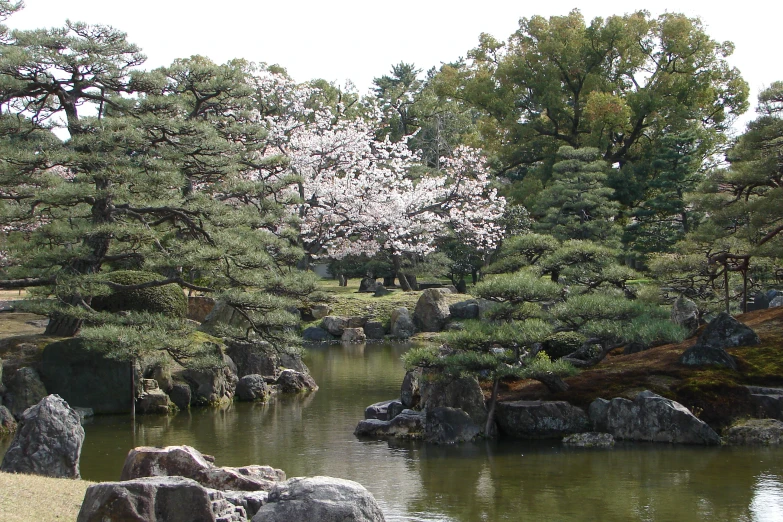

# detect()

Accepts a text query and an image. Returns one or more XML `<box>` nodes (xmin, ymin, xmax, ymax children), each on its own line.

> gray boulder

<box><xmin>1</xmin><ymin>394</ymin><xmax>84</xmax><ymax>478</ymax></box>
<box><xmin>77</xmin><ymin>476</ymin><xmax>246</xmax><ymax>522</ymax></box>
<box><xmin>725</xmin><ymin>419</ymin><xmax>783</xmax><ymax>445</ymax></box>
<box><xmin>746</xmin><ymin>386</ymin><xmax>783</xmax><ymax>420</ymax></box>
<box><xmin>341</xmin><ymin>328</ymin><xmax>367</xmax><ymax>342</ymax></box>
<box><xmin>373</xmin><ymin>285</ymin><xmax>391</xmax><ymax>297</ymax></box>
<box><xmin>358</xmin><ymin>277</ymin><xmax>379</xmax><ymax>293</ymax></box>
<box><xmin>679</xmin><ymin>312</ymin><xmax>759</xmax><ymax>370</ymax></box>
<box><xmin>413</xmin><ymin>288</ymin><xmax>451</xmax><ymax>332</ymax></box>
<box><xmin>183</xmin><ymin>354</ymin><xmax>238</xmax><ymax>406</ymax></box>
<box><xmin>671</xmin><ymin>296</ymin><xmax>700</xmax><ymax>336</ymax></box>
<box><xmin>589</xmin><ymin>390</ymin><xmax>720</xmax><ymax>445</ymax></box>
<box><xmin>137</xmin><ymin>379</ymin><xmax>171</xmax><ymax>415</ymax></box>
<box><xmin>419</xmin><ymin>374</ymin><xmax>487</xmax><ymax>427</ymax></box>
<box><xmin>770</xmin><ymin>296</ymin><xmax>783</xmax><ymax>308</ymax></box>
<box><xmin>321</xmin><ymin>316</ymin><xmax>349</xmax><ymax>336</ymax></box>
<box><xmin>425</xmin><ymin>406</ymin><xmax>482</xmax><ymax>444</ymax></box>
<box><xmin>168</xmin><ymin>383</ymin><xmax>192</xmax><ymax>410</ymax></box>
<box><xmin>225</xmin><ymin>341</ymin><xmax>277</xmax><ymax>378</ymax></box>
<box><xmin>276</xmin><ymin>369</ymin><xmax>318</xmax><ymax>394</ymax></box>
<box><xmin>4</xmin><ymin>366</ymin><xmax>47</xmax><ymax>419</ymax></box>
<box><xmin>303</xmin><ymin>327</ymin><xmax>334</xmax><ymax>342</ymax></box>
<box><xmin>562</xmin><ymin>432</ymin><xmax>615</xmax><ymax>448</ymax></box>
<box><xmin>236</xmin><ymin>375</ymin><xmax>270</xmax><ymax>402</ymax></box>
<box><xmin>495</xmin><ymin>400</ymin><xmax>589</xmax><ymax>439</ymax></box>
<box><xmin>400</xmin><ymin>368</ymin><xmax>421</xmax><ymax>408</ymax></box>
<box><xmin>390</xmin><ymin>308</ymin><xmax>415</xmax><ymax>339</ymax></box>
<box><xmin>364</xmin><ymin>399</ymin><xmax>396</xmax><ymax>421</ymax></box>
<box><xmin>252</xmin><ymin>476</ymin><xmax>386</xmax><ymax>522</ymax></box>
<box><xmin>449</xmin><ymin>299</ymin><xmax>480</xmax><ymax>320</ymax></box>
<box><xmin>748</xmin><ymin>291</ymin><xmax>771</xmax><ymax>311</ymax></box>
<box><xmin>0</xmin><ymin>405</ymin><xmax>17</xmax><ymax>435</ymax></box>
<box><xmin>363</xmin><ymin>321</ymin><xmax>385</xmax><ymax>340</ymax></box>
<box><xmin>310</xmin><ymin>304</ymin><xmax>331</xmax><ymax>320</ymax></box>
<box><xmin>354</xmin><ymin>409</ymin><xmax>425</xmax><ymax>439</ymax></box>
<box><xmin>224</xmin><ymin>491</ymin><xmax>269</xmax><ymax>519</ymax></box>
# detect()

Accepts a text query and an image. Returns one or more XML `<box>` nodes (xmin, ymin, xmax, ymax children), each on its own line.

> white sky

<box><xmin>8</xmin><ymin>0</ymin><xmax>781</xmax><ymax>129</ymax></box>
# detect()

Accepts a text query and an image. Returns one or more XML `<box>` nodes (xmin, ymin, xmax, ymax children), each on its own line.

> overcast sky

<box><xmin>8</xmin><ymin>0</ymin><xmax>780</xmax><ymax>128</ymax></box>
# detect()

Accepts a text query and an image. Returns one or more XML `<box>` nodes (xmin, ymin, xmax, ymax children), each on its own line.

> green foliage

<box><xmin>90</xmin><ymin>270</ymin><xmax>187</xmax><ymax>318</ymax></box>
<box><xmin>473</xmin><ymin>271</ymin><xmax>561</xmax><ymax>304</ymax></box>
<box><xmin>485</xmin><ymin>233</ymin><xmax>559</xmax><ymax>274</ymax></box>
<box><xmin>542</xmin><ymin>331</ymin><xmax>586</xmax><ymax>359</ymax></box>
<box><xmin>443</xmin><ymin>318</ymin><xmax>553</xmax><ymax>351</ymax></box>
<box><xmin>520</xmin><ymin>352</ymin><xmax>579</xmax><ymax>381</ymax></box>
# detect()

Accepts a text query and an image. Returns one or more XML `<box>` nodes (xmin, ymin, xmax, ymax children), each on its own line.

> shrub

<box><xmin>542</xmin><ymin>331</ymin><xmax>586</xmax><ymax>359</ymax></box>
<box><xmin>91</xmin><ymin>270</ymin><xmax>187</xmax><ymax>318</ymax></box>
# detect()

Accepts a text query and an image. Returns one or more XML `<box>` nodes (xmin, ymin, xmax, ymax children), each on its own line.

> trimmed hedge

<box><xmin>91</xmin><ymin>270</ymin><xmax>187</xmax><ymax>318</ymax></box>
<box><xmin>542</xmin><ymin>331</ymin><xmax>586</xmax><ymax>359</ymax></box>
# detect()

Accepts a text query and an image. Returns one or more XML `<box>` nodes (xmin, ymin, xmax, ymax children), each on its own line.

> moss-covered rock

<box><xmin>91</xmin><ymin>270</ymin><xmax>187</xmax><ymax>318</ymax></box>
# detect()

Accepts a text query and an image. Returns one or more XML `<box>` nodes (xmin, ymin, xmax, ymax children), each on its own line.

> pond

<box><xmin>4</xmin><ymin>341</ymin><xmax>783</xmax><ymax>521</ymax></box>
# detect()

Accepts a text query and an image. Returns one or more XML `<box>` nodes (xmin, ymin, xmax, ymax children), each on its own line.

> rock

<box><xmin>495</xmin><ymin>400</ymin><xmax>590</xmax><ymax>439</ymax></box>
<box><xmin>770</xmin><ymin>296</ymin><xmax>783</xmax><ymax>308</ymax></box>
<box><xmin>413</xmin><ymin>288</ymin><xmax>451</xmax><ymax>332</ymax></box>
<box><xmin>390</xmin><ymin>308</ymin><xmax>415</xmax><ymax>339</ymax></box>
<box><xmin>425</xmin><ymin>406</ymin><xmax>482</xmax><ymax>444</ymax></box>
<box><xmin>121</xmin><ymin>445</ymin><xmax>284</xmax><ymax>493</ymax></box>
<box><xmin>358</xmin><ymin>277</ymin><xmax>379</xmax><ymax>293</ymax></box>
<box><xmin>354</xmin><ymin>409</ymin><xmax>425</xmax><ymax>439</ymax></box>
<box><xmin>199</xmin><ymin>300</ymin><xmax>253</xmax><ymax>336</ymax></box>
<box><xmin>183</xmin><ymin>354</ymin><xmax>238</xmax><ymax>406</ymax></box>
<box><xmin>748</xmin><ymin>291</ymin><xmax>771</xmax><ymax>311</ymax></box>
<box><xmin>303</xmin><ymin>327</ymin><xmax>334</xmax><ymax>342</ymax></box>
<box><xmin>321</xmin><ymin>316</ymin><xmax>348</xmax><ymax>336</ymax></box>
<box><xmin>225</xmin><ymin>340</ymin><xmax>278</xmax><ymax>378</ymax></box>
<box><xmin>341</xmin><ymin>328</ymin><xmax>367</xmax><ymax>342</ymax></box>
<box><xmin>679</xmin><ymin>312</ymin><xmax>758</xmax><ymax>370</ymax></box>
<box><xmin>73</xmin><ymin>407</ymin><xmax>94</xmax><ymax>422</ymax></box>
<box><xmin>77</xmin><ymin>476</ymin><xmax>246</xmax><ymax>522</ymax></box>
<box><xmin>364</xmin><ymin>399</ymin><xmax>396</xmax><ymax>421</ymax></box>
<box><xmin>725</xmin><ymin>419</ymin><xmax>783</xmax><ymax>445</ymax></box>
<box><xmin>400</xmin><ymin>368</ymin><xmax>421</xmax><ymax>409</ymax></box>
<box><xmin>746</xmin><ymin>386</ymin><xmax>783</xmax><ymax>420</ymax></box>
<box><xmin>679</xmin><ymin>342</ymin><xmax>738</xmax><ymax>370</ymax></box>
<box><xmin>0</xmin><ymin>395</ymin><xmax>84</xmax><ymax>478</ymax></box>
<box><xmin>419</xmin><ymin>374</ymin><xmax>487</xmax><ymax>427</ymax></box>
<box><xmin>237</xmin><ymin>375</ymin><xmax>270</xmax><ymax>402</ymax></box>
<box><xmin>671</xmin><ymin>296</ymin><xmax>700</xmax><ymax>336</ymax></box>
<box><xmin>449</xmin><ymin>300</ymin><xmax>480</xmax><ymax>320</ymax></box>
<box><xmin>588</xmin><ymin>390</ymin><xmax>720</xmax><ymax>445</ymax></box>
<box><xmin>137</xmin><ymin>381</ymin><xmax>172</xmax><ymax>415</ymax></box>
<box><xmin>562</xmin><ymin>432</ymin><xmax>615</xmax><ymax>448</ymax></box>
<box><xmin>278</xmin><ymin>353</ymin><xmax>309</xmax><ymax>375</ymax></box>
<box><xmin>168</xmin><ymin>383</ymin><xmax>192</xmax><ymax>410</ymax></box>
<box><xmin>4</xmin><ymin>366</ymin><xmax>47</xmax><ymax>419</ymax></box>
<box><xmin>363</xmin><ymin>321</ymin><xmax>385</xmax><ymax>340</ymax></box>
<box><xmin>276</xmin><ymin>369</ymin><xmax>318</xmax><ymax>393</ymax></box>
<box><xmin>151</xmin><ymin>364</ymin><xmax>174</xmax><ymax>392</ymax></box>
<box><xmin>252</xmin><ymin>476</ymin><xmax>386</xmax><ymax>522</ymax></box>
<box><xmin>310</xmin><ymin>304</ymin><xmax>331</xmax><ymax>320</ymax></box>
<box><xmin>0</xmin><ymin>405</ymin><xmax>17</xmax><ymax>435</ymax></box>
<box><xmin>224</xmin><ymin>491</ymin><xmax>269</xmax><ymax>519</ymax></box>
<box><xmin>387</xmin><ymin>400</ymin><xmax>404</xmax><ymax>421</ymax></box>
<box><xmin>0</xmin><ymin>356</ymin><xmax>4</xmax><ymax>394</ymax></box>
<box><xmin>373</xmin><ymin>285</ymin><xmax>391</xmax><ymax>297</ymax></box>
<box><xmin>187</xmin><ymin>296</ymin><xmax>216</xmax><ymax>322</ymax></box>
<box><xmin>39</xmin><ymin>338</ymin><xmax>133</xmax><ymax>414</ymax></box>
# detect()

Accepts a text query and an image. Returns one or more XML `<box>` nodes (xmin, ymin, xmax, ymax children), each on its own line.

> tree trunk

<box><xmin>724</xmin><ymin>266</ymin><xmax>730</xmax><ymax>315</ymax></box>
<box><xmin>44</xmin><ymin>313</ymin><xmax>83</xmax><ymax>336</ymax></box>
<box><xmin>536</xmin><ymin>373</ymin><xmax>569</xmax><ymax>393</ymax></box>
<box><xmin>484</xmin><ymin>378</ymin><xmax>500</xmax><ymax>437</ymax></box>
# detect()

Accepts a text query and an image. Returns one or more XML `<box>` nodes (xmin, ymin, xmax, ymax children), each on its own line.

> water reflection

<box><xmin>3</xmin><ymin>341</ymin><xmax>783</xmax><ymax>521</ymax></box>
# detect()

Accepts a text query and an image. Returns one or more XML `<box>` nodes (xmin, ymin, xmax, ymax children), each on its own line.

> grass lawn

<box><xmin>0</xmin><ymin>472</ymin><xmax>93</xmax><ymax>522</ymax></box>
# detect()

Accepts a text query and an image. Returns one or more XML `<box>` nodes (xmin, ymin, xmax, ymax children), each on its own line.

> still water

<box><xmin>11</xmin><ymin>342</ymin><xmax>783</xmax><ymax>521</ymax></box>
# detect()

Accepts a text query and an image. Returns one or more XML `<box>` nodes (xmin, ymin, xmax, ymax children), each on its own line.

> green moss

<box><xmin>91</xmin><ymin>270</ymin><xmax>187</xmax><ymax>318</ymax></box>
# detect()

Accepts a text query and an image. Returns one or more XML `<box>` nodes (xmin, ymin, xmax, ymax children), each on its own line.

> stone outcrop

<box><xmin>400</xmin><ymin>368</ymin><xmax>421</xmax><ymax>409</ymax></box>
<box><xmin>1</xmin><ymin>394</ymin><xmax>84</xmax><ymax>478</ymax></box>
<box><xmin>358</xmin><ymin>277</ymin><xmax>379</xmax><ymax>293</ymax></box>
<box><xmin>362</xmin><ymin>321</ymin><xmax>385</xmax><ymax>340</ymax></box>
<box><xmin>77</xmin><ymin>476</ymin><xmax>247</xmax><ymax>522</ymax></box>
<box><xmin>137</xmin><ymin>379</ymin><xmax>171</xmax><ymax>414</ymax></box>
<box><xmin>419</xmin><ymin>374</ymin><xmax>487</xmax><ymax>427</ymax></box>
<box><xmin>413</xmin><ymin>288</ymin><xmax>451</xmax><ymax>332</ymax></box>
<box><xmin>449</xmin><ymin>299</ymin><xmax>480</xmax><ymax>320</ymax></box>
<box><xmin>225</xmin><ymin>341</ymin><xmax>277</xmax><ymax>378</ymax></box>
<box><xmin>679</xmin><ymin>312</ymin><xmax>759</xmax><ymax>370</ymax></box>
<box><xmin>310</xmin><ymin>304</ymin><xmax>331</xmax><ymax>320</ymax></box>
<box><xmin>169</xmin><ymin>383</ymin><xmax>192</xmax><ymax>410</ymax></box>
<box><xmin>183</xmin><ymin>354</ymin><xmax>238</xmax><ymax>406</ymax></box>
<box><xmin>0</xmin><ymin>405</ymin><xmax>17</xmax><ymax>435</ymax></box>
<box><xmin>364</xmin><ymin>399</ymin><xmax>396</xmax><ymax>421</ymax></box>
<box><xmin>276</xmin><ymin>369</ymin><xmax>318</xmax><ymax>393</ymax></box>
<box><xmin>237</xmin><ymin>375</ymin><xmax>270</xmax><ymax>402</ymax></box>
<box><xmin>303</xmin><ymin>327</ymin><xmax>333</xmax><ymax>342</ymax></box>
<box><xmin>562</xmin><ymin>432</ymin><xmax>615</xmax><ymax>448</ymax></box>
<box><xmin>354</xmin><ymin>409</ymin><xmax>425</xmax><ymax>439</ymax></box>
<box><xmin>671</xmin><ymin>296</ymin><xmax>700</xmax><ymax>336</ymax></box>
<box><xmin>746</xmin><ymin>386</ymin><xmax>783</xmax><ymax>420</ymax></box>
<box><xmin>589</xmin><ymin>390</ymin><xmax>720</xmax><ymax>445</ymax></box>
<box><xmin>495</xmin><ymin>400</ymin><xmax>590</xmax><ymax>439</ymax></box>
<box><xmin>4</xmin><ymin>366</ymin><xmax>47</xmax><ymax>419</ymax></box>
<box><xmin>39</xmin><ymin>338</ymin><xmax>132</xmax><ymax>414</ymax></box>
<box><xmin>389</xmin><ymin>308</ymin><xmax>415</xmax><ymax>339</ymax></box>
<box><xmin>321</xmin><ymin>316</ymin><xmax>368</xmax><ymax>337</ymax></box>
<box><xmin>251</xmin><ymin>476</ymin><xmax>386</xmax><ymax>522</ymax></box>
<box><xmin>341</xmin><ymin>328</ymin><xmax>367</xmax><ymax>343</ymax></box>
<box><xmin>725</xmin><ymin>419</ymin><xmax>783</xmax><ymax>445</ymax></box>
<box><xmin>424</xmin><ymin>407</ymin><xmax>482</xmax><ymax>444</ymax></box>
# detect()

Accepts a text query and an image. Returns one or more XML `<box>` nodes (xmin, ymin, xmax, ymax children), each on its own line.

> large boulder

<box><xmin>495</xmin><ymin>400</ymin><xmax>590</xmax><ymax>439</ymax></box>
<box><xmin>419</xmin><ymin>374</ymin><xmax>487</xmax><ymax>427</ymax></box>
<box><xmin>182</xmin><ymin>354</ymin><xmax>238</xmax><ymax>406</ymax></box>
<box><xmin>4</xmin><ymin>366</ymin><xmax>47</xmax><ymax>419</ymax></box>
<box><xmin>588</xmin><ymin>390</ymin><xmax>720</xmax><ymax>445</ymax></box>
<box><xmin>671</xmin><ymin>296</ymin><xmax>700</xmax><ymax>336</ymax></box>
<box><xmin>303</xmin><ymin>327</ymin><xmax>334</xmax><ymax>342</ymax></box>
<box><xmin>310</xmin><ymin>304</ymin><xmax>331</xmax><ymax>320</ymax></box>
<box><xmin>137</xmin><ymin>379</ymin><xmax>171</xmax><ymax>415</ymax></box>
<box><xmin>77</xmin><ymin>476</ymin><xmax>246</xmax><ymax>522</ymax></box>
<box><xmin>725</xmin><ymin>419</ymin><xmax>783</xmax><ymax>445</ymax></box>
<box><xmin>364</xmin><ymin>399</ymin><xmax>397</xmax><ymax>421</ymax></box>
<box><xmin>91</xmin><ymin>270</ymin><xmax>187</xmax><ymax>318</ymax></box>
<box><xmin>168</xmin><ymin>383</ymin><xmax>192</xmax><ymax>410</ymax></box>
<box><xmin>424</xmin><ymin>406</ymin><xmax>482</xmax><ymax>444</ymax></box>
<box><xmin>354</xmin><ymin>409</ymin><xmax>425</xmax><ymax>439</ymax></box>
<box><xmin>400</xmin><ymin>368</ymin><xmax>422</xmax><ymax>409</ymax></box>
<box><xmin>358</xmin><ymin>277</ymin><xmax>379</xmax><ymax>293</ymax></box>
<box><xmin>251</xmin><ymin>476</ymin><xmax>386</xmax><ymax>522</ymax></box>
<box><xmin>746</xmin><ymin>386</ymin><xmax>783</xmax><ymax>420</ymax></box>
<box><xmin>276</xmin><ymin>369</ymin><xmax>318</xmax><ymax>394</ymax></box>
<box><xmin>449</xmin><ymin>300</ymin><xmax>480</xmax><ymax>320</ymax></box>
<box><xmin>0</xmin><ymin>394</ymin><xmax>84</xmax><ymax>478</ymax></box>
<box><xmin>770</xmin><ymin>296</ymin><xmax>783</xmax><ymax>308</ymax></box>
<box><xmin>0</xmin><ymin>405</ymin><xmax>17</xmax><ymax>435</ymax></box>
<box><xmin>321</xmin><ymin>316</ymin><xmax>368</xmax><ymax>337</ymax></box>
<box><xmin>679</xmin><ymin>312</ymin><xmax>759</xmax><ymax>370</ymax></box>
<box><xmin>362</xmin><ymin>321</ymin><xmax>385</xmax><ymax>340</ymax></box>
<box><xmin>413</xmin><ymin>288</ymin><xmax>451</xmax><ymax>332</ymax></box>
<box><xmin>341</xmin><ymin>328</ymin><xmax>367</xmax><ymax>343</ymax></box>
<box><xmin>236</xmin><ymin>375</ymin><xmax>270</xmax><ymax>402</ymax></box>
<box><xmin>39</xmin><ymin>338</ymin><xmax>132</xmax><ymax>414</ymax></box>
<box><xmin>389</xmin><ymin>308</ymin><xmax>415</xmax><ymax>339</ymax></box>
<box><xmin>225</xmin><ymin>341</ymin><xmax>277</xmax><ymax>378</ymax></box>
